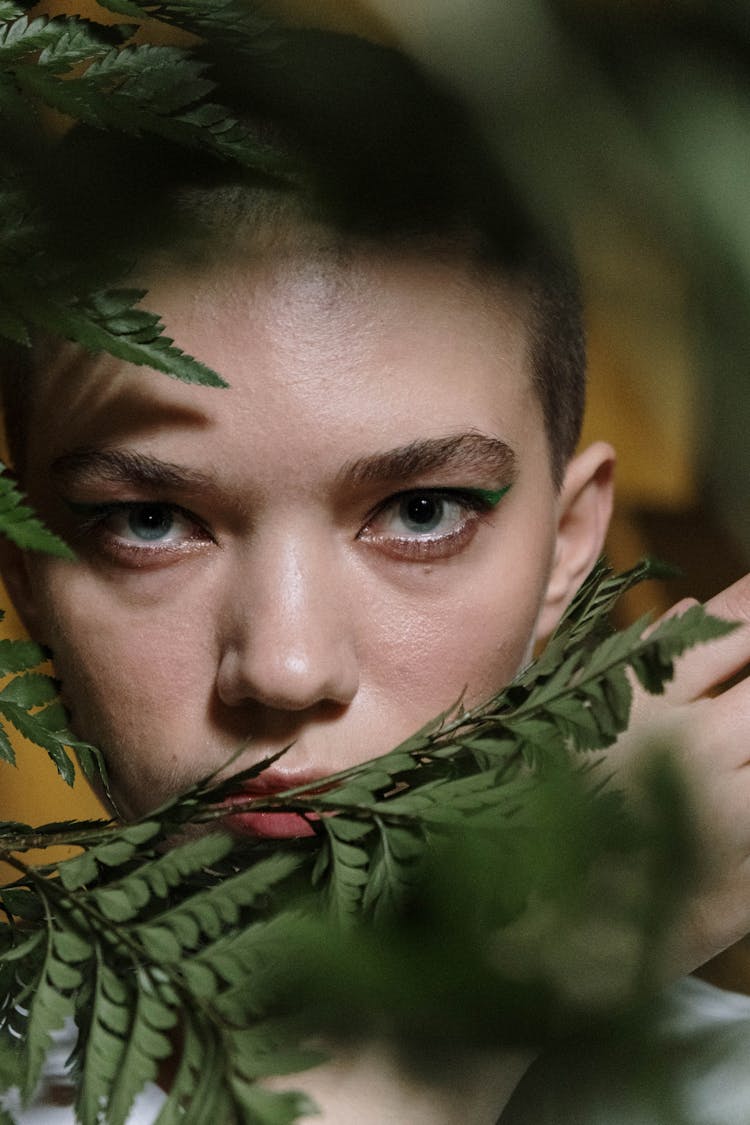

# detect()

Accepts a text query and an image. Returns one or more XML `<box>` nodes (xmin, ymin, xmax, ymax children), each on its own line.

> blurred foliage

<box><xmin>365</xmin><ymin>0</ymin><xmax>750</xmax><ymax>554</ymax></box>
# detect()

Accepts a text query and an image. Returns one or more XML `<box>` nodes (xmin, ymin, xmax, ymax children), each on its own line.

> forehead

<box><xmin>23</xmin><ymin>246</ymin><xmax>546</xmax><ymax>488</ymax></box>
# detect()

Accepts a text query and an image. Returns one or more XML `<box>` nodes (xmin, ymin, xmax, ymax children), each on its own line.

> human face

<box><xmin>14</xmin><ymin>249</ymin><xmax>567</xmax><ymax>826</ymax></box>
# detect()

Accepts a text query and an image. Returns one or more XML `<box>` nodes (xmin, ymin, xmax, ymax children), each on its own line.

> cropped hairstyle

<box><xmin>1</xmin><ymin>28</ymin><xmax>585</xmax><ymax>488</ymax></box>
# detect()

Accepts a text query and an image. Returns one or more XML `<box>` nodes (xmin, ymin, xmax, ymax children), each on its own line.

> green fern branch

<box><xmin>0</xmin><ymin>562</ymin><xmax>731</xmax><ymax>1122</ymax></box>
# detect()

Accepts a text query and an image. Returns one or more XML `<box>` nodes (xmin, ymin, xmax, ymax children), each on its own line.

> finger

<box><xmin>659</xmin><ymin>574</ymin><xmax>750</xmax><ymax>704</ymax></box>
<box><xmin>704</xmin><ymin>676</ymin><xmax>750</xmax><ymax>768</ymax></box>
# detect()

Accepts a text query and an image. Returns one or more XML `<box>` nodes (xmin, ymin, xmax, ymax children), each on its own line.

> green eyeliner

<box><xmin>471</xmin><ymin>484</ymin><xmax>512</xmax><ymax>507</ymax></box>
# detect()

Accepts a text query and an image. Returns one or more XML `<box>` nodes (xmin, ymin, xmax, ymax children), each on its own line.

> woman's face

<box><xmin>10</xmin><ymin>248</ymin><xmax>608</xmax><ymax>828</ymax></box>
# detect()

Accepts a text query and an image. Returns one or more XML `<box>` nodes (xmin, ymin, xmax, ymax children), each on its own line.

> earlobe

<box><xmin>536</xmin><ymin>441</ymin><xmax>616</xmax><ymax>642</ymax></box>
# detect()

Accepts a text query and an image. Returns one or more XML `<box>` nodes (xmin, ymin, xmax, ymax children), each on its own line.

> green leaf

<box><xmin>0</xmin><ymin>672</ymin><xmax>58</xmax><ymax>709</ymax></box>
<box><xmin>0</xmin><ymin>888</ymin><xmax>43</xmax><ymax>922</ymax></box>
<box><xmin>58</xmin><ymin>848</ymin><xmax>99</xmax><ymax>892</ymax></box>
<box><xmin>0</xmin><ymin>702</ymin><xmax>76</xmax><ymax>785</ymax></box>
<box><xmin>17</xmin><ymin>288</ymin><xmax>227</xmax><ymax>388</ymax></box>
<box><xmin>0</xmin><ymin>638</ymin><xmax>46</xmax><ymax>675</ymax></box>
<box><xmin>93</xmin><ymin>0</ymin><xmax>273</xmax><ymax>50</ymax></box>
<box><xmin>75</xmin><ymin>958</ymin><xmax>130</xmax><ymax>1125</ymax></box>
<box><xmin>0</xmin><ymin>3</ymin><xmax>24</xmax><ymax>25</ymax></box>
<box><xmin>53</xmin><ymin>929</ymin><xmax>90</xmax><ymax>964</ymax></box>
<box><xmin>322</xmin><ymin>820</ymin><xmax>370</xmax><ymax>924</ymax></box>
<box><xmin>107</xmin><ymin>986</ymin><xmax>176</xmax><ymax>1125</ymax></box>
<box><xmin>24</xmin><ymin>932</ymin><xmax>75</xmax><ymax>1100</ymax></box>
<box><xmin>0</xmin><ymin>469</ymin><xmax>73</xmax><ymax>557</ymax></box>
<box><xmin>0</xmin><ymin>929</ymin><xmax>42</xmax><ymax>961</ymax></box>
<box><xmin>136</xmin><ymin>851</ymin><xmax>303</xmax><ymax>956</ymax></box>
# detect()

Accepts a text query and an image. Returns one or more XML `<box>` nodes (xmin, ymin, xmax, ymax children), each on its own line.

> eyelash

<box><xmin>68</xmin><ymin>486</ymin><xmax>505</xmax><ymax>568</ymax></box>
<box><xmin>69</xmin><ymin>501</ymin><xmax>213</xmax><ymax>565</ymax></box>
<box><xmin>357</xmin><ymin>488</ymin><xmax>501</xmax><ymax>562</ymax></box>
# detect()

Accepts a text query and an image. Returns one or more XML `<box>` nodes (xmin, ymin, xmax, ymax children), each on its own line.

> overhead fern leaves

<box><xmin>0</xmin><ymin>4</ymin><xmax>292</xmax><ymax>172</ymax></box>
<box><xmin>0</xmin><ymin>0</ymin><xmax>296</xmax><ymax>411</ymax></box>
<box><xmin>21</xmin><ymin>289</ymin><xmax>228</xmax><ymax>388</ymax></box>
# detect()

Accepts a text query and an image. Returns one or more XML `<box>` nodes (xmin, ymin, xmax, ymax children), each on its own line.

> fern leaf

<box><xmin>0</xmin><ymin>469</ymin><xmax>72</xmax><ymax>557</ymax></box>
<box><xmin>135</xmin><ymin>851</ymin><xmax>303</xmax><ymax>957</ymax></box>
<box><xmin>82</xmin><ymin>43</ymin><xmax>213</xmax><ymax>112</ymax></box>
<box><xmin>118</xmin><ymin>830</ymin><xmax>232</xmax><ymax>900</ymax></box>
<box><xmin>151</xmin><ymin>1013</ymin><xmax>205</xmax><ymax>1125</ymax></box>
<box><xmin>169</xmin><ymin>1020</ymin><xmax>231</xmax><ymax>1125</ymax></box>
<box><xmin>0</xmin><ymin>703</ymin><xmax>76</xmax><ymax>786</ymax></box>
<box><xmin>0</xmin><ymin>3</ymin><xmax>23</xmax><ymax>22</ymax></box>
<box><xmin>14</xmin><ymin>287</ymin><xmax>227</xmax><ymax>387</ymax></box>
<box><xmin>0</xmin><ymin>13</ymin><xmax>116</xmax><ymax>68</ymax></box>
<box><xmin>321</xmin><ymin>819</ymin><xmax>370</xmax><ymax>924</ymax></box>
<box><xmin>362</xmin><ymin>821</ymin><xmax>423</xmax><ymax>922</ymax></box>
<box><xmin>93</xmin><ymin>0</ymin><xmax>273</xmax><ymax>49</ymax></box>
<box><xmin>195</xmin><ymin>911</ymin><xmax>313</xmax><ymax>1026</ymax></box>
<box><xmin>75</xmin><ymin>954</ymin><xmax>130</xmax><ymax>1125</ymax></box>
<box><xmin>23</xmin><ymin>927</ymin><xmax>75</xmax><ymax>1101</ymax></box>
<box><xmin>0</xmin><ymin>673</ymin><xmax>58</xmax><ymax>710</ymax></box>
<box><xmin>225</xmin><ymin>1018</ymin><xmax>323</xmax><ymax>1083</ymax></box>
<box><xmin>11</xmin><ymin>43</ymin><xmax>292</xmax><ymax>178</ymax></box>
<box><xmin>107</xmin><ymin>979</ymin><xmax>176</xmax><ymax>1125</ymax></box>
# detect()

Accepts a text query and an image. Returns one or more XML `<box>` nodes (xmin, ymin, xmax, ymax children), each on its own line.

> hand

<box><xmin>606</xmin><ymin>573</ymin><xmax>750</xmax><ymax>977</ymax></box>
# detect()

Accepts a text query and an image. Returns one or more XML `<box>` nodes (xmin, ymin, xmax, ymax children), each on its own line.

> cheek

<box><xmin>363</xmin><ymin>562</ymin><xmax>551</xmax><ymax>712</ymax></box>
<box><xmin>30</xmin><ymin>562</ymin><xmax>212</xmax><ymax>751</ymax></box>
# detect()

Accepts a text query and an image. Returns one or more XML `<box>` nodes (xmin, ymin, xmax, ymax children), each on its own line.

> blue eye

<box><xmin>66</xmin><ymin>499</ymin><xmax>213</xmax><ymax>564</ymax></box>
<box><xmin>398</xmin><ymin>494</ymin><xmax>446</xmax><ymax>533</ymax></box>
<box><xmin>126</xmin><ymin>504</ymin><xmax>176</xmax><ymax>541</ymax></box>
<box><xmin>358</xmin><ymin>486</ymin><xmax>506</xmax><ymax>562</ymax></box>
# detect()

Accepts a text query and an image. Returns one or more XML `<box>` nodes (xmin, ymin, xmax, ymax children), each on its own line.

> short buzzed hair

<box><xmin>1</xmin><ymin>27</ymin><xmax>585</xmax><ymax>487</ymax></box>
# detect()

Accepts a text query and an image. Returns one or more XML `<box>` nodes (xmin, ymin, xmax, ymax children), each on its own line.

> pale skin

<box><xmin>2</xmin><ymin>243</ymin><xmax>750</xmax><ymax>1120</ymax></box>
<box><xmin>3</xmin><ymin>248</ymin><xmax>614</xmax><ymax>820</ymax></box>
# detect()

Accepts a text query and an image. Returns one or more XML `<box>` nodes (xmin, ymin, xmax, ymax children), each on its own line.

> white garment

<box><xmin>0</xmin><ymin>1021</ymin><xmax>165</xmax><ymax>1124</ymax></box>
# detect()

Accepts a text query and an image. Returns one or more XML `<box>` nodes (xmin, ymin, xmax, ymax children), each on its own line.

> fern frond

<box><xmin>0</xmin><ymin>468</ymin><xmax>72</xmax><ymax>558</ymax></box>
<box><xmin>0</xmin><ymin>12</ymin><xmax>119</xmax><ymax>69</ymax></box>
<box><xmin>11</xmin><ymin>38</ymin><xmax>292</xmax><ymax>177</ymax></box>
<box><xmin>9</xmin><ymin>286</ymin><xmax>227</xmax><ymax>388</ymax></box>
<box><xmin>22</xmin><ymin>922</ymin><xmax>78</xmax><ymax>1100</ymax></box>
<box><xmin>93</xmin><ymin>0</ymin><xmax>273</xmax><ymax>50</ymax></box>
<box><xmin>134</xmin><ymin>850</ymin><xmax>303</xmax><ymax>956</ymax></box>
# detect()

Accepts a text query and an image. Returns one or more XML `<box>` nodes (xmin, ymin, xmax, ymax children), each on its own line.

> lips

<box><xmin>218</xmin><ymin>770</ymin><xmax>327</xmax><ymax>839</ymax></box>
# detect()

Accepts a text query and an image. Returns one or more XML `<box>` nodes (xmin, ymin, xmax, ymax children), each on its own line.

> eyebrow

<box><xmin>339</xmin><ymin>433</ymin><xmax>518</xmax><ymax>488</ymax></box>
<box><xmin>51</xmin><ymin>448</ymin><xmax>213</xmax><ymax>492</ymax></box>
<box><xmin>51</xmin><ymin>432</ymin><xmax>518</xmax><ymax>495</ymax></box>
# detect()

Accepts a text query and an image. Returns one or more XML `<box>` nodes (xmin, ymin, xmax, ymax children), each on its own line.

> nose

<box><xmin>215</xmin><ymin>532</ymin><xmax>360</xmax><ymax>713</ymax></box>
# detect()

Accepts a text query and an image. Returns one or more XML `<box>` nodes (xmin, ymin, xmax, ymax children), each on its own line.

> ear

<box><xmin>0</xmin><ymin>539</ymin><xmax>49</xmax><ymax>643</ymax></box>
<box><xmin>535</xmin><ymin>441</ymin><xmax>615</xmax><ymax>643</ymax></box>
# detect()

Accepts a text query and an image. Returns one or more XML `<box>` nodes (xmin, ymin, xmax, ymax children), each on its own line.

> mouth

<box><xmin>218</xmin><ymin>770</ymin><xmax>329</xmax><ymax>840</ymax></box>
